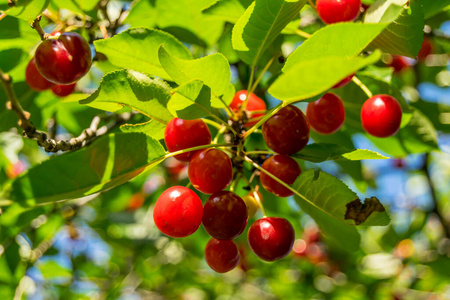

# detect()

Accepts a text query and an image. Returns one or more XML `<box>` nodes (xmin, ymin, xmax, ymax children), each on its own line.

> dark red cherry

<box><xmin>188</xmin><ymin>148</ymin><xmax>232</xmax><ymax>194</ymax></box>
<box><xmin>35</xmin><ymin>32</ymin><xmax>91</xmax><ymax>84</ymax></box>
<box><xmin>316</xmin><ymin>0</ymin><xmax>361</xmax><ymax>24</ymax></box>
<box><xmin>202</xmin><ymin>191</ymin><xmax>248</xmax><ymax>240</ymax></box>
<box><xmin>332</xmin><ymin>73</ymin><xmax>354</xmax><ymax>89</ymax></box>
<box><xmin>230</xmin><ymin>90</ymin><xmax>267</xmax><ymax>127</ymax></box>
<box><xmin>248</xmin><ymin>217</ymin><xmax>295</xmax><ymax>262</ymax></box>
<box><xmin>164</xmin><ymin>118</ymin><xmax>212</xmax><ymax>162</ymax></box>
<box><xmin>260</xmin><ymin>155</ymin><xmax>301</xmax><ymax>197</ymax></box>
<box><xmin>205</xmin><ymin>238</ymin><xmax>240</xmax><ymax>273</ymax></box>
<box><xmin>361</xmin><ymin>94</ymin><xmax>402</xmax><ymax>138</ymax></box>
<box><xmin>262</xmin><ymin>105</ymin><xmax>309</xmax><ymax>155</ymax></box>
<box><xmin>51</xmin><ymin>83</ymin><xmax>76</xmax><ymax>97</ymax></box>
<box><xmin>25</xmin><ymin>58</ymin><xmax>54</xmax><ymax>91</ymax></box>
<box><xmin>153</xmin><ymin>186</ymin><xmax>203</xmax><ymax>238</ymax></box>
<box><xmin>388</xmin><ymin>55</ymin><xmax>410</xmax><ymax>73</ymax></box>
<box><xmin>306</xmin><ymin>93</ymin><xmax>346</xmax><ymax>135</ymax></box>
<box><xmin>417</xmin><ymin>38</ymin><xmax>434</xmax><ymax>61</ymax></box>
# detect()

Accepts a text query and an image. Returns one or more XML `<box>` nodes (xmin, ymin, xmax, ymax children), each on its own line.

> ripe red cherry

<box><xmin>388</xmin><ymin>55</ymin><xmax>410</xmax><ymax>73</ymax></box>
<box><xmin>25</xmin><ymin>58</ymin><xmax>54</xmax><ymax>91</ymax></box>
<box><xmin>35</xmin><ymin>32</ymin><xmax>91</xmax><ymax>84</ymax></box>
<box><xmin>332</xmin><ymin>73</ymin><xmax>354</xmax><ymax>89</ymax></box>
<box><xmin>361</xmin><ymin>94</ymin><xmax>402</xmax><ymax>138</ymax></box>
<box><xmin>164</xmin><ymin>118</ymin><xmax>212</xmax><ymax>162</ymax></box>
<box><xmin>417</xmin><ymin>38</ymin><xmax>434</xmax><ymax>61</ymax></box>
<box><xmin>188</xmin><ymin>148</ymin><xmax>232</xmax><ymax>194</ymax></box>
<box><xmin>230</xmin><ymin>90</ymin><xmax>267</xmax><ymax>127</ymax></box>
<box><xmin>316</xmin><ymin>0</ymin><xmax>361</xmax><ymax>24</ymax></box>
<box><xmin>262</xmin><ymin>105</ymin><xmax>309</xmax><ymax>155</ymax></box>
<box><xmin>202</xmin><ymin>191</ymin><xmax>248</xmax><ymax>240</ymax></box>
<box><xmin>248</xmin><ymin>217</ymin><xmax>295</xmax><ymax>261</ymax></box>
<box><xmin>153</xmin><ymin>186</ymin><xmax>203</xmax><ymax>238</ymax></box>
<box><xmin>260</xmin><ymin>155</ymin><xmax>301</xmax><ymax>197</ymax></box>
<box><xmin>306</xmin><ymin>93</ymin><xmax>346</xmax><ymax>135</ymax></box>
<box><xmin>205</xmin><ymin>238</ymin><xmax>240</xmax><ymax>273</ymax></box>
<box><xmin>51</xmin><ymin>83</ymin><xmax>76</xmax><ymax>97</ymax></box>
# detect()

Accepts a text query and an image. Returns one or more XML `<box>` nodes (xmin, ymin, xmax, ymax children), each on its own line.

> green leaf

<box><xmin>283</xmin><ymin>23</ymin><xmax>391</xmax><ymax>73</ymax></box>
<box><xmin>268</xmin><ymin>51</ymin><xmax>381</xmax><ymax>102</ymax></box>
<box><xmin>94</xmin><ymin>28</ymin><xmax>192</xmax><ymax>80</ymax></box>
<box><xmin>155</xmin><ymin>0</ymin><xmax>225</xmax><ymax>47</ymax></box>
<box><xmin>1</xmin><ymin>133</ymin><xmax>166</xmax><ymax>204</ymax></box>
<box><xmin>1</xmin><ymin>0</ymin><xmax>49</xmax><ymax>22</ymax></box>
<box><xmin>80</xmin><ymin>69</ymin><xmax>174</xmax><ymax>123</ymax></box>
<box><xmin>202</xmin><ymin>0</ymin><xmax>251</xmax><ymax>23</ymax></box>
<box><xmin>0</xmin><ymin>16</ymin><xmax>39</xmax><ymax>52</ymax></box>
<box><xmin>293</xmin><ymin>143</ymin><xmax>389</xmax><ymax>163</ymax></box>
<box><xmin>411</xmin><ymin>100</ymin><xmax>450</xmax><ymax>133</ymax></box>
<box><xmin>52</xmin><ymin>0</ymin><xmax>98</xmax><ymax>14</ymax></box>
<box><xmin>292</xmin><ymin>170</ymin><xmax>390</xmax><ymax>250</ymax></box>
<box><xmin>168</xmin><ymin>80</ymin><xmax>212</xmax><ymax>120</ymax></box>
<box><xmin>37</xmin><ymin>261</ymin><xmax>72</xmax><ymax>280</ymax></box>
<box><xmin>158</xmin><ymin>46</ymin><xmax>231</xmax><ymax>107</ymax></box>
<box><xmin>365</xmin><ymin>0</ymin><xmax>425</xmax><ymax>58</ymax></box>
<box><xmin>120</xmin><ymin>120</ymin><xmax>166</xmax><ymax>141</ymax></box>
<box><xmin>232</xmin><ymin>0</ymin><xmax>307</xmax><ymax>66</ymax></box>
<box><xmin>124</xmin><ymin>0</ymin><xmax>157</xmax><ymax>28</ymax></box>
<box><xmin>420</xmin><ymin>1</ymin><xmax>450</xmax><ymax>19</ymax></box>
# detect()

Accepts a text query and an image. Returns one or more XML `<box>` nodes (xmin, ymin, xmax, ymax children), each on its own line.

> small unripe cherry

<box><xmin>153</xmin><ymin>186</ymin><xmax>203</xmax><ymax>238</ymax></box>
<box><xmin>242</xmin><ymin>191</ymin><xmax>263</xmax><ymax>218</ymax></box>
<box><xmin>361</xmin><ymin>94</ymin><xmax>402</xmax><ymax>138</ymax></box>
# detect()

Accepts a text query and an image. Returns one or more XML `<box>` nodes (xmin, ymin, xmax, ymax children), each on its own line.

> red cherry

<box><xmin>230</xmin><ymin>90</ymin><xmax>267</xmax><ymax>127</ymax></box>
<box><xmin>316</xmin><ymin>0</ymin><xmax>361</xmax><ymax>24</ymax></box>
<box><xmin>248</xmin><ymin>217</ymin><xmax>295</xmax><ymax>261</ymax></box>
<box><xmin>332</xmin><ymin>73</ymin><xmax>354</xmax><ymax>89</ymax></box>
<box><xmin>202</xmin><ymin>191</ymin><xmax>248</xmax><ymax>240</ymax></box>
<box><xmin>260</xmin><ymin>155</ymin><xmax>301</xmax><ymax>197</ymax></box>
<box><xmin>35</xmin><ymin>32</ymin><xmax>91</xmax><ymax>84</ymax></box>
<box><xmin>164</xmin><ymin>118</ymin><xmax>212</xmax><ymax>162</ymax></box>
<box><xmin>361</xmin><ymin>94</ymin><xmax>402</xmax><ymax>138</ymax></box>
<box><xmin>417</xmin><ymin>38</ymin><xmax>434</xmax><ymax>61</ymax></box>
<box><xmin>388</xmin><ymin>55</ymin><xmax>410</xmax><ymax>73</ymax></box>
<box><xmin>153</xmin><ymin>186</ymin><xmax>203</xmax><ymax>238</ymax></box>
<box><xmin>306</xmin><ymin>93</ymin><xmax>346</xmax><ymax>135</ymax></box>
<box><xmin>51</xmin><ymin>83</ymin><xmax>76</xmax><ymax>97</ymax></box>
<box><xmin>188</xmin><ymin>148</ymin><xmax>232</xmax><ymax>194</ymax></box>
<box><xmin>205</xmin><ymin>238</ymin><xmax>240</xmax><ymax>273</ymax></box>
<box><xmin>25</xmin><ymin>58</ymin><xmax>54</xmax><ymax>91</ymax></box>
<box><xmin>262</xmin><ymin>105</ymin><xmax>309</xmax><ymax>155</ymax></box>
<box><xmin>127</xmin><ymin>193</ymin><xmax>145</xmax><ymax>210</ymax></box>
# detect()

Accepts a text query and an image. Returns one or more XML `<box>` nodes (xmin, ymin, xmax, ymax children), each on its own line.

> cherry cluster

<box><xmin>25</xmin><ymin>32</ymin><xmax>92</xmax><ymax>97</ymax></box>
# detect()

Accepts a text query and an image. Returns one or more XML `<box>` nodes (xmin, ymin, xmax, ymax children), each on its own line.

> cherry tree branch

<box><xmin>0</xmin><ymin>68</ymin><xmax>132</xmax><ymax>153</ymax></box>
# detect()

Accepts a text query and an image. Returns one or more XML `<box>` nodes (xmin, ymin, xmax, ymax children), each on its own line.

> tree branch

<box><xmin>0</xmin><ymin>68</ymin><xmax>132</xmax><ymax>153</ymax></box>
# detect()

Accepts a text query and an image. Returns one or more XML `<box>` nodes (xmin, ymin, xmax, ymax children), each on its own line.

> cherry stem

<box><xmin>229</xmin><ymin>172</ymin><xmax>242</xmax><ymax>192</ymax></box>
<box><xmin>30</xmin><ymin>16</ymin><xmax>50</xmax><ymax>41</ymax></box>
<box><xmin>202</xmin><ymin>118</ymin><xmax>222</xmax><ymax>130</ymax></box>
<box><xmin>242</xmin><ymin>102</ymin><xmax>287</xmax><ymax>140</ymax></box>
<box><xmin>250</xmin><ymin>53</ymin><xmax>278</xmax><ymax>93</ymax></box>
<box><xmin>244</xmin><ymin>150</ymin><xmax>275</xmax><ymax>156</ymax></box>
<box><xmin>244</xmin><ymin>155</ymin><xmax>344</xmax><ymax>223</ymax></box>
<box><xmin>352</xmin><ymin>75</ymin><xmax>373</xmax><ymax>98</ymax></box>
<box><xmin>296</xmin><ymin>29</ymin><xmax>311</xmax><ymax>39</ymax></box>
<box><xmin>217</xmin><ymin>95</ymin><xmax>235</xmax><ymax>118</ymax></box>
<box><xmin>241</xmin><ymin>66</ymin><xmax>256</xmax><ymax>113</ymax></box>
<box><xmin>212</xmin><ymin>125</ymin><xmax>227</xmax><ymax>144</ymax></box>
<box><xmin>307</xmin><ymin>0</ymin><xmax>316</xmax><ymax>10</ymax></box>
<box><xmin>164</xmin><ymin>143</ymin><xmax>235</xmax><ymax>159</ymax></box>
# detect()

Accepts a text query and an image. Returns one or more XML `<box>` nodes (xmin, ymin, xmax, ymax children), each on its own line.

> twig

<box><xmin>352</xmin><ymin>75</ymin><xmax>373</xmax><ymax>98</ymax></box>
<box><xmin>30</xmin><ymin>16</ymin><xmax>50</xmax><ymax>40</ymax></box>
<box><xmin>0</xmin><ymin>68</ymin><xmax>132</xmax><ymax>153</ymax></box>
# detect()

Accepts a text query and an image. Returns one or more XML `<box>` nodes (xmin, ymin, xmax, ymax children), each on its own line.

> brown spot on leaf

<box><xmin>345</xmin><ymin>197</ymin><xmax>385</xmax><ymax>225</ymax></box>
